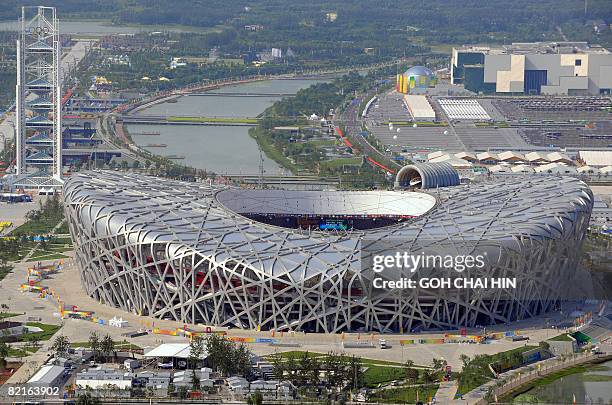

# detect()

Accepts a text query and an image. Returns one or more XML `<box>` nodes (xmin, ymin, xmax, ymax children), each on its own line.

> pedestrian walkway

<box><xmin>434</xmin><ymin>380</ymin><xmax>458</xmax><ymax>403</ymax></box>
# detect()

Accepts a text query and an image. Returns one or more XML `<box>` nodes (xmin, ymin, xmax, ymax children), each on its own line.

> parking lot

<box><xmin>365</xmin><ymin>90</ymin><xmax>612</xmax><ymax>152</ymax></box>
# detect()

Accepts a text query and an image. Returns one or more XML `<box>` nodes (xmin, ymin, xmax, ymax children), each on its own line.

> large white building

<box><xmin>451</xmin><ymin>42</ymin><xmax>612</xmax><ymax>95</ymax></box>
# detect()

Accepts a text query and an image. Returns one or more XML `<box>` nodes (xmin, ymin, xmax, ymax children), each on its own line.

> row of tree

<box><xmin>51</xmin><ymin>332</ymin><xmax>116</xmax><ymax>362</ymax></box>
<box><xmin>271</xmin><ymin>351</ymin><xmax>364</xmax><ymax>392</ymax></box>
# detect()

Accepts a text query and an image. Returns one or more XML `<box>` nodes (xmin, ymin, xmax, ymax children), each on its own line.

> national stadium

<box><xmin>63</xmin><ymin>164</ymin><xmax>593</xmax><ymax>333</ymax></box>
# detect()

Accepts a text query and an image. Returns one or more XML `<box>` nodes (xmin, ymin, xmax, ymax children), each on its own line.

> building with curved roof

<box><xmin>394</xmin><ymin>162</ymin><xmax>460</xmax><ymax>189</ymax></box>
<box><xmin>63</xmin><ymin>169</ymin><xmax>593</xmax><ymax>333</ymax></box>
<box><xmin>396</xmin><ymin>66</ymin><xmax>437</xmax><ymax>94</ymax></box>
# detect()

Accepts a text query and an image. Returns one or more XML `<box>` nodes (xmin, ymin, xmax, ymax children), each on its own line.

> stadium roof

<box><xmin>217</xmin><ymin>189</ymin><xmax>436</xmax><ymax>217</ymax></box>
<box><xmin>64</xmin><ymin>171</ymin><xmax>593</xmax><ymax>280</ymax></box>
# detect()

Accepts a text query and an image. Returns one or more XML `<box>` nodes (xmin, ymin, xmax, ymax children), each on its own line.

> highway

<box><xmin>335</xmin><ymin>94</ymin><xmax>402</xmax><ymax>174</ymax></box>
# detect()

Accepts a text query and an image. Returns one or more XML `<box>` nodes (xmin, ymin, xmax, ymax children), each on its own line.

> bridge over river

<box><xmin>120</xmin><ymin>115</ymin><xmax>259</xmax><ymax>126</ymax></box>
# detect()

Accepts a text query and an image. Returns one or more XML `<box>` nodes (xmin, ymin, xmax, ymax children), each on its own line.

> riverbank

<box><xmin>465</xmin><ymin>352</ymin><xmax>612</xmax><ymax>404</ymax></box>
<box><xmin>500</xmin><ymin>360</ymin><xmax>612</xmax><ymax>402</ymax></box>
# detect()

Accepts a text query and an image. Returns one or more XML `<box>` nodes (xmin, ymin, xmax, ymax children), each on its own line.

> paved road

<box><xmin>60</xmin><ymin>40</ymin><xmax>94</xmax><ymax>85</ymax></box>
<box><xmin>335</xmin><ymin>93</ymin><xmax>401</xmax><ymax>173</ymax></box>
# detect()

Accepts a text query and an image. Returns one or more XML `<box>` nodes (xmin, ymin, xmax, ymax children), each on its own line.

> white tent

<box><xmin>144</xmin><ymin>343</ymin><xmax>208</xmax><ymax>360</ymax></box>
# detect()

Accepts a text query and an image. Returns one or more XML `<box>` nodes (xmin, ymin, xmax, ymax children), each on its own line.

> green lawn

<box><xmin>0</xmin><ymin>312</ymin><xmax>20</xmax><ymax>320</ymax></box>
<box><xmin>8</xmin><ymin>346</ymin><xmax>39</xmax><ymax>358</ymax></box>
<box><xmin>70</xmin><ymin>341</ymin><xmax>142</xmax><ymax>350</ymax></box>
<box><xmin>306</xmin><ymin>139</ymin><xmax>337</xmax><ymax>147</ymax></box>
<box><xmin>0</xmin><ymin>264</ymin><xmax>13</xmax><ymax>281</ymax></box>
<box><xmin>266</xmin><ymin>351</ymin><xmax>409</xmax><ymax>367</ymax></box>
<box><xmin>19</xmin><ymin>322</ymin><xmax>62</xmax><ymax>342</ymax></box>
<box><xmin>320</xmin><ymin>157</ymin><xmax>363</xmax><ymax>169</ymax></box>
<box><xmin>368</xmin><ymin>384</ymin><xmax>438</xmax><ymax>403</ymax></box>
<box><xmin>28</xmin><ymin>252</ymin><xmax>69</xmax><ymax>261</ymax></box>
<box><xmin>549</xmin><ymin>334</ymin><xmax>573</xmax><ymax>342</ymax></box>
<box><xmin>363</xmin><ymin>365</ymin><xmax>408</xmax><ymax>388</ymax></box>
<box><xmin>11</xmin><ymin>218</ymin><xmax>65</xmax><ymax>236</ymax></box>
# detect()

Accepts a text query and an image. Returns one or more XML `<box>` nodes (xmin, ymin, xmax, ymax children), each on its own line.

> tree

<box><xmin>309</xmin><ymin>355</ymin><xmax>321</xmax><ymax>387</ymax></box>
<box><xmin>76</xmin><ymin>392</ymin><xmax>101</xmax><ymax>405</ymax></box>
<box><xmin>459</xmin><ymin>354</ymin><xmax>470</xmax><ymax>369</ymax></box>
<box><xmin>271</xmin><ymin>353</ymin><xmax>286</xmax><ymax>380</ymax></box>
<box><xmin>233</xmin><ymin>343</ymin><xmax>252</xmax><ymax>377</ymax></box>
<box><xmin>177</xmin><ymin>385</ymin><xmax>188</xmax><ymax>399</ymax></box>
<box><xmin>0</xmin><ymin>340</ymin><xmax>9</xmax><ymax>370</ymax></box>
<box><xmin>204</xmin><ymin>334</ymin><xmax>252</xmax><ymax>376</ymax></box>
<box><xmin>539</xmin><ymin>341</ymin><xmax>550</xmax><ymax>352</ymax></box>
<box><xmin>296</xmin><ymin>351</ymin><xmax>311</xmax><ymax>387</ymax></box>
<box><xmin>431</xmin><ymin>357</ymin><xmax>447</xmax><ymax>371</ymax></box>
<box><xmin>422</xmin><ymin>369</ymin><xmax>437</xmax><ymax>384</ymax></box>
<box><xmin>101</xmin><ymin>334</ymin><xmax>115</xmax><ymax>362</ymax></box>
<box><xmin>248</xmin><ymin>390</ymin><xmax>263</xmax><ymax>405</ymax></box>
<box><xmin>133</xmin><ymin>160</ymin><xmax>141</xmax><ymax>169</ymax></box>
<box><xmin>405</xmin><ymin>367</ymin><xmax>419</xmax><ymax>385</ymax></box>
<box><xmin>510</xmin><ymin>351</ymin><xmax>524</xmax><ymax>368</ymax></box>
<box><xmin>189</xmin><ymin>336</ymin><xmax>205</xmax><ymax>391</ymax></box>
<box><xmin>88</xmin><ymin>332</ymin><xmax>100</xmax><ymax>362</ymax></box>
<box><xmin>51</xmin><ymin>334</ymin><xmax>70</xmax><ymax>358</ymax></box>
<box><xmin>348</xmin><ymin>355</ymin><xmax>363</xmax><ymax>390</ymax></box>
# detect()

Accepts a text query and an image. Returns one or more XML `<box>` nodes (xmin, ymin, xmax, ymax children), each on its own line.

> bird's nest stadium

<box><xmin>63</xmin><ymin>164</ymin><xmax>593</xmax><ymax>333</ymax></box>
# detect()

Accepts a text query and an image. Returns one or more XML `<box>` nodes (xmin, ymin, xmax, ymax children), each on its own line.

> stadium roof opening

<box><xmin>216</xmin><ymin>189</ymin><xmax>436</xmax><ymax>230</ymax></box>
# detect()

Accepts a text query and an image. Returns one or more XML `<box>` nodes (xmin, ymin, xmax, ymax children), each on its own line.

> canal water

<box><xmin>514</xmin><ymin>360</ymin><xmax>612</xmax><ymax>404</ymax></box>
<box><xmin>127</xmin><ymin>79</ymin><xmax>327</xmax><ymax>175</ymax></box>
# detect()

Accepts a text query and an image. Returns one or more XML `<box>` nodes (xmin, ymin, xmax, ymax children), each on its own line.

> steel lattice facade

<box><xmin>64</xmin><ymin>171</ymin><xmax>593</xmax><ymax>333</ymax></box>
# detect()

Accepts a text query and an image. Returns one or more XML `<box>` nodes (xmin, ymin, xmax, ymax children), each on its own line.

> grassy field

<box><xmin>549</xmin><ymin>334</ymin><xmax>573</xmax><ymax>342</ymax></box>
<box><xmin>11</xmin><ymin>219</ymin><xmax>65</xmax><ymax>236</ymax></box>
<box><xmin>0</xmin><ymin>265</ymin><xmax>12</xmax><ymax>282</ymax></box>
<box><xmin>0</xmin><ymin>312</ymin><xmax>20</xmax><ymax>320</ymax></box>
<box><xmin>306</xmin><ymin>139</ymin><xmax>337</xmax><ymax>147</ymax></box>
<box><xmin>320</xmin><ymin>157</ymin><xmax>363</xmax><ymax>170</ymax></box>
<box><xmin>20</xmin><ymin>322</ymin><xmax>62</xmax><ymax>342</ymax></box>
<box><xmin>70</xmin><ymin>341</ymin><xmax>142</xmax><ymax>350</ymax></box>
<box><xmin>8</xmin><ymin>346</ymin><xmax>39</xmax><ymax>358</ymax></box>
<box><xmin>266</xmin><ymin>351</ymin><xmax>411</xmax><ymax>367</ymax></box>
<box><xmin>368</xmin><ymin>384</ymin><xmax>438</xmax><ymax>403</ymax></box>
<box><xmin>363</xmin><ymin>365</ymin><xmax>408</xmax><ymax>388</ymax></box>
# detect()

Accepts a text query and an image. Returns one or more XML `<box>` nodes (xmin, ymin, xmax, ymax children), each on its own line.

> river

<box><xmin>126</xmin><ymin>79</ymin><xmax>328</xmax><ymax>175</ymax></box>
<box><xmin>513</xmin><ymin>360</ymin><xmax>612</xmax><ymax>404</ymax></box>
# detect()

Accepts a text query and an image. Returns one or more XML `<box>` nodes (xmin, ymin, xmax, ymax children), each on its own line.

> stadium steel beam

<box><xmin>64</xmin><ymin>170</ymin><xmax>594</xmax><ymax>333</ymax></box>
